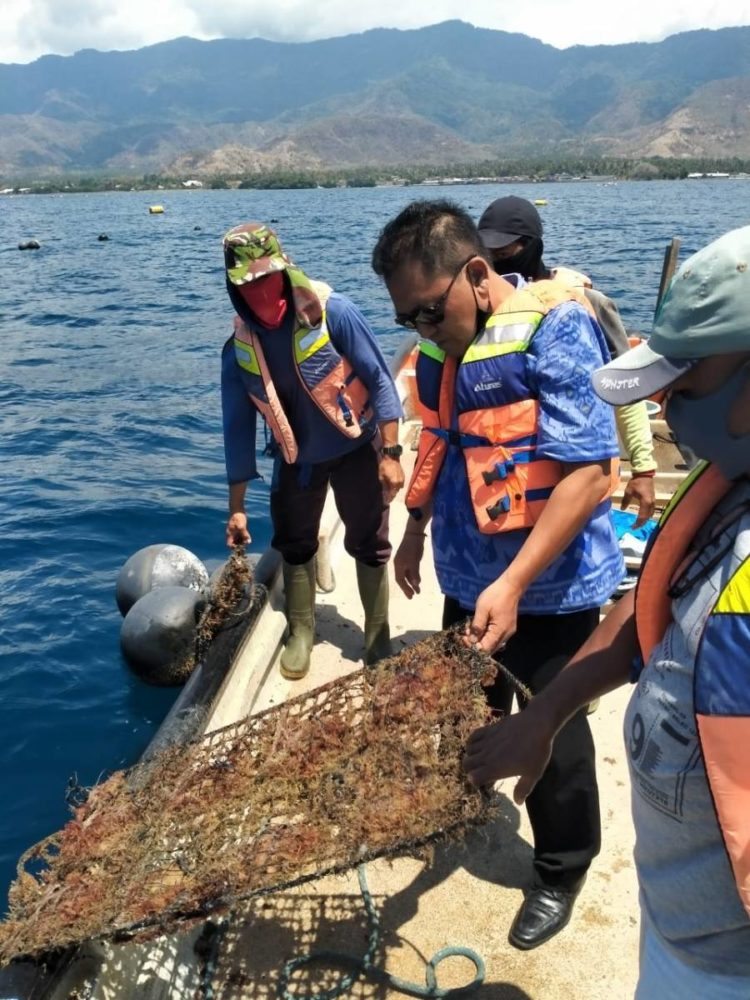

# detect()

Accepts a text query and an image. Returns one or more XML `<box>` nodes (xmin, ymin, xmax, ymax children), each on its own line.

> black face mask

<box><xmin>493</xmin><ymin>236</ymin><xmax>545</xmax><ymax>281</ymax></box>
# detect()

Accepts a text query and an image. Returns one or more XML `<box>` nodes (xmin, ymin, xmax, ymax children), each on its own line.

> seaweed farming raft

<box><xmin>0</xmin><ymin>630</ymin><xmax>499</xmax><ymax>967</ymax></box>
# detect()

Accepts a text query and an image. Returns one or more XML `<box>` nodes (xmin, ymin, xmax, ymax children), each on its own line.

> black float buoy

<box><xmin>18</xmin><ymin>240</ymin><xmax>40</xmax><ymax>250</ymax></box>
<box><xmin>116</xmin><ymin>543</ymin><xmax>209</xmax><ymax>616</ymax></box>
<box><xmin>120</xmin><ymin>586</ymin><xmax>205</xmax><ymax>686</ymax></box>
<box><xmin>98</xmin><ymin>234</ymin><xmax>109</xmax><ymax>241</ymax></box>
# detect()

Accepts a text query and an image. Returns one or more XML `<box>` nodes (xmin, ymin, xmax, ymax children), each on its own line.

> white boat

<box><xmin>0</xmin><ymin>334</ymin><xmax>689</xmax><ymax>1000</ymax></box>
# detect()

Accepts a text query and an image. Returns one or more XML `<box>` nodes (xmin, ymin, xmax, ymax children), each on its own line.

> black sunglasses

<box><xmin>394</xmin><ymin>255</ymin><xmax>476</xmax><ymax>330</ymax></box>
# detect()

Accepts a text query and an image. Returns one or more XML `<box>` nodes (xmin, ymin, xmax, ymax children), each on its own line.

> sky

<box><xmin>2</xmin><ymin>0</ymin><xmax>749</xmax><ymax>65</ymax></box>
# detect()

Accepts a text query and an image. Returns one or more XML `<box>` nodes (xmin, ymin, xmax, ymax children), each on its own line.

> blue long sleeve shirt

<box><xmin>222</xmin><ymin>292</ymin><xmax>402</xmax><ymax>484</ymax></box>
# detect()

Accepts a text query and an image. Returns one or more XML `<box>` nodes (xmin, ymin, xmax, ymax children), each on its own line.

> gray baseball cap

<box><xmin>593</xmin><ymin>225</ymin><xmax>750</xmax><ymax>405</ymax></box>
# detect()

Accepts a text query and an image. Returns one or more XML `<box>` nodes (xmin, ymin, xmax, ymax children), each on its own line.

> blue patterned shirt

<box><xmin>431</xmin><ymin>283</ymin><xmax>625</xmax><ymax>614</ymax></box>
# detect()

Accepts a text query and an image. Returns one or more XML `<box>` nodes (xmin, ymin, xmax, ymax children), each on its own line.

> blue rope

<box><xmin>278</xmin><ymin>864</ymin><xmax>485</xmax><ymax>999</ymax></box>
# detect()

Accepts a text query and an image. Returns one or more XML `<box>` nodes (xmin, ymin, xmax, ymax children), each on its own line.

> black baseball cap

<box><xmin>478</xmin><ymin>196</ymin><xmax>543</xmax><ymax>250</ymax></box>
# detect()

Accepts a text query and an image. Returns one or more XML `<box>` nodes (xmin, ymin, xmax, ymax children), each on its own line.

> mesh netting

<box><xmin>0</xmin><ymin>630</ymin><xmax>497</xmax><ymax>966</ymax></box>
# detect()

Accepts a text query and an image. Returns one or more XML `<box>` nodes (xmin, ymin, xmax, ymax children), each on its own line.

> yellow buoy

<box><xmin>149</xmin><ymin>205</ymin><xmax>164</xmax><ymax>214</ymax></box>
<box><xmin>533</xmin><ymin>199</ymin><xmax>548</xmax><ymax>206</ymax></box>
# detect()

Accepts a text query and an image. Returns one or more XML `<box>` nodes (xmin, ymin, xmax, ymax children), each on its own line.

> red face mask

<box><xmin>238</xmin><ymin>272</ymin><xmax>288</xmax><ymax>328</ymax></box>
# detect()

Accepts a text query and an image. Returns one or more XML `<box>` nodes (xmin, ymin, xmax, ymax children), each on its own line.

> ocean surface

<box><xmin>0</xmin><ymin>179</ymin><xmax>747</xmax><ymax>908</ymax></box>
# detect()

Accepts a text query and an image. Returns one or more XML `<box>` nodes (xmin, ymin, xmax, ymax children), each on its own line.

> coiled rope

<box><xmin>277</xmin><ymin>864</ymin><xmax>485</xmax><ymax>999</ymax></box>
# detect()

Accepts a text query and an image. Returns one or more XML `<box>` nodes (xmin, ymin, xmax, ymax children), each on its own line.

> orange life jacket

<box><xmin>634</xmin><ymin>461</ymin><xmax>750</xmax><ymax>918</ymax></box>
<box><xmin>232</xmin><ymin>282</ymin><xmax>373</xmax><ymax>464</ymax></box>
<box><xmin>405</xmin><ymin>279</ymin><xmax>618</xmax><ymax>533</ymax></box>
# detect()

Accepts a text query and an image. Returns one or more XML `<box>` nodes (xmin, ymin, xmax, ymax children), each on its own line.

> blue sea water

<box><xmin>0</xmin><ymin>179</ymin><xmax>747</xmax><ymax>907</ymax></box>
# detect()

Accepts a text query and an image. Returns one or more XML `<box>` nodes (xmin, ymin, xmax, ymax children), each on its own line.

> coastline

<box><xmin>2</xmin><ymin>161</ymin><xmax>749</xmax><ymax>196</ymax></box>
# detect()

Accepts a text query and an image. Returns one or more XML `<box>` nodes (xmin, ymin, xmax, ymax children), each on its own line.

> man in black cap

<box><xmin>478</xmin><ymin>196</ymin><xmax>657</xmax><ymax>528</ymax></box>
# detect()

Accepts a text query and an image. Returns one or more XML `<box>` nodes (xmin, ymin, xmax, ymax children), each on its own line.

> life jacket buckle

<box><xmin>486</xmin><ymin>495</ymin><xmax>511</xmax><ymax>520</ymax></box>
<box><xmin>337</xmin><ymin>390</ymin><xmax>354</xmax><ymax>427</ymax></box>
<box><xmin>482</xmin><ymin>460</ymin><xmax>515</xmax><ymax>486</ymax></box>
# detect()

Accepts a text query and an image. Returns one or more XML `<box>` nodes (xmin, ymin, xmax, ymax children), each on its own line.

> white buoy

<box><xmin>116</xmin><ymin>544</ymin><xmax>208</xmax><ymax>616</ymax></box>
<box><xmin>120</xmin><ymin>586</ymin><xmax>205</xmax><ymax>686</ymax></box>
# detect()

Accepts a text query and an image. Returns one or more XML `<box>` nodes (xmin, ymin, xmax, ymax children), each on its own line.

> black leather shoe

<box><xmin>508</xmin><ymin>881</ymin><xmax>585</xmax><ymax>950</ymax></box>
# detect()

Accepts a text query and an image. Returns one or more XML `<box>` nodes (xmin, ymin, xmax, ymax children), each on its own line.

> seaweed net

<box><xmin>0</xmin><ymin>629</ymin><xmax>498</xmax><ymax>967</ymax></box>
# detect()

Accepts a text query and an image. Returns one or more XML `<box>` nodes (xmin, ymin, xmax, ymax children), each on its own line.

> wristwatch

<box><xmin>380</xmin><ymin>444</ymin><xmax>403</xmax><ymax>459</ymax></box>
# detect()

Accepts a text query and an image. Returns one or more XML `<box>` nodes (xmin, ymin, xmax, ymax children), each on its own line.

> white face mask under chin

<box><xmin>666</xmin><ymin>367</ymin><xmax>750</xmax><ymax>480</ymax></box>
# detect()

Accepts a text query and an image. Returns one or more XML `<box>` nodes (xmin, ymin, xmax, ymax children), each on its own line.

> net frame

<box><xmin>0</xmin><ymin>630</ymin><xmax>498</xmax><ymax>967</ymax></box>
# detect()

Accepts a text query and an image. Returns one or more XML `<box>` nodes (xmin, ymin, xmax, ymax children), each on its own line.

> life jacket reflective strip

<box><xmin>405</xmin><ymin>280</ymin><xmax>618</xmax><ymax>533</ymax></box>
<box><xmin>634</xmin><ymin>462</ymin><xmax>750</xmax><ymax>917</ymax></box>
<box><xmin>550</xmin><ymin>266</ymin><xmax>593</xmax><ymax>289</ymax></box>
<box><xmin>232</xmin><ymin>282</ymin><xmax>373</xmax><ymax>464</ymax></box>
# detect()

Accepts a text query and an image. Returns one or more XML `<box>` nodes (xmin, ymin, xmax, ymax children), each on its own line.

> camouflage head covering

<box><xmin>223</xmin><ymin>222</ymin><xmax>323</xmax><ymax>329</ymax></box>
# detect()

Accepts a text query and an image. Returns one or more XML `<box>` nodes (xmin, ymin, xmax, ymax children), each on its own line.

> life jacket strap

<box><xmin>337</xmin><ymin>390</ymin><xmax>354</xmax><ymax>427</ymax></box>
<box><xmin>428</xmin><ymin>427</ymin><xmax>490</xmax><ymax>448</ymax></box>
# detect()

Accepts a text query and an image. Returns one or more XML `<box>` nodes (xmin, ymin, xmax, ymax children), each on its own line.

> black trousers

<box><xmin>270</xmin><ymin>440</ymin><xmax>391</xmax><ymax>568</ymax></box>
<box><xmin>443</xmin><ymin>597</ymin><xmax>601</xmax><ymax>888</ymax></box>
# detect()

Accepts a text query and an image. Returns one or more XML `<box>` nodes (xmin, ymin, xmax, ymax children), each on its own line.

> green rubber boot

<box><xmin>356</xmin><ymin>561</ymin><xmax>392</xmax><ymax>666</ymax></box>
<box><xmin>280</xmin><ymin>558</ymin><xmax>316</xmax><ymax>680</ymax></box>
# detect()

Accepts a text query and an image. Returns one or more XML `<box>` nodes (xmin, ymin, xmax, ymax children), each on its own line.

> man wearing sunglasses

<box><xmin>372</xmin><ymin>200</ymin><xmax>624</xmax><ymax>950</ymax></box>
<box><xmin>464</xmin><ymin>226</ymin><xmax>750</xmax><ymax>997</ymax></box>
<box><xmin>222</xmin><ymin>222</ymin><xmax>404</xmax><ymax>678</ymax></box>
<box><xmin>478</xmin><ymin>195</ymin><xmax>657</xmax><ymax>529</ymax></box>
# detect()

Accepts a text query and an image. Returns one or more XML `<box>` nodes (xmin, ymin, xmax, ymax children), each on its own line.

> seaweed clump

<box><xmin>195</xmin><ymin>548</ymin><xmax>257</xmax><ymax>659</ymax></box>
<box><xmin>0</xmin><ymin>628</ymin><xmax>497</xmax><ymax>966</ymax></box>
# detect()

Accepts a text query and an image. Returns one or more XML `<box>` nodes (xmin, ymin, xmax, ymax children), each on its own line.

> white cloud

<box><xmin>1</xmin><ymin>0</ymin><xmax>749</xmax><ymax>64</ymax></box>
<box><xmin>2</xmin><ymin>0</ymin><xmax>202</xmax><ymax>63</ymax></box>
<box><xmin>182</xmin><ymin>0</ymin><xmax>750</xmax><ymax>50</ymax></box>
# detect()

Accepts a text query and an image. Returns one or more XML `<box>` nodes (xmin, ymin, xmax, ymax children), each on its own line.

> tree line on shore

<box><xmin>4</xmin><ymin>156</ymin><xmax>750</xmax><ymax>195</ymax></box>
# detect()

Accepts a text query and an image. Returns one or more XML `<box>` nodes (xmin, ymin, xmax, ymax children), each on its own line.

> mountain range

<box><xmin>2</xmin><ymin>20</ymin><xmax>750</xmax><ymax>177</ymax></box>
